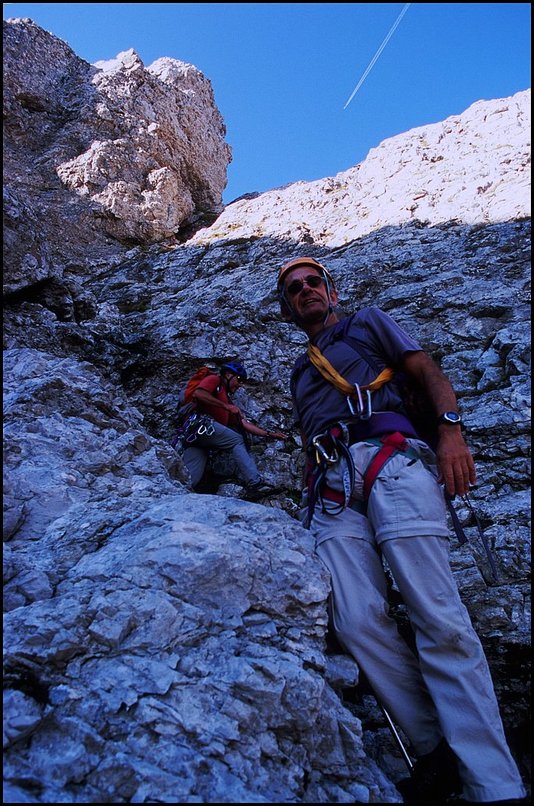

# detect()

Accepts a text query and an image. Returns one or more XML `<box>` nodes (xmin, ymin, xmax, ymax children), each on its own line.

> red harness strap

<box><xmin>362</xmin><ymin>432</ymin><xmax>409</xmax><ymax>501</ymax></box>
<box><xmin>318</xmin><ymin>485</ymin><xmax>366</xmax><ymax>513</ymax></box>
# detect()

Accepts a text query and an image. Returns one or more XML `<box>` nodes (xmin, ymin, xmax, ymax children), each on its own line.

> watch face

<box><xmin>444</xmin><ymin>412</ymin><xmax>461</xmax><ymax>423</ymax></box>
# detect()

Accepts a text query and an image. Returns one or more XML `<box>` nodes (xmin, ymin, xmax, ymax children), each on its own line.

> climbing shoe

<box><xmin>396</xmin><ymin>738</ymin><xmax>462</xmax><ymax>803</ymax></box>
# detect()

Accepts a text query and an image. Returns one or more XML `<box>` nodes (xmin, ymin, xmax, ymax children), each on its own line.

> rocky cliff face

<box><xmin>3</xmin><ymin>18</ymin><xmax>531</xmax><ymax>805</ymax></box>
<box><xmin>3</xmin><ymin>18</ymin><xmax>231</xmax><ymax>297</ymax></box>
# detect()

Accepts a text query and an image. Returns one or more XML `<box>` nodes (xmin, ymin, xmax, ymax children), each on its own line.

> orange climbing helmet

<box><xmin>277</xmin><ymin>256</ymin><xmax>336</xmax><ymax>292</ymax></box>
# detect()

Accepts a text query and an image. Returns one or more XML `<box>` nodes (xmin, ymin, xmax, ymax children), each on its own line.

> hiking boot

<box><xmin>243</xmin><ymin>481</ymin><xmax>278</xmax><ymax>501</ymax></box>
<box><xmin>396</xmin><ymin>739</ymin><xmax>462</xmax><ymax>803</ymax></box>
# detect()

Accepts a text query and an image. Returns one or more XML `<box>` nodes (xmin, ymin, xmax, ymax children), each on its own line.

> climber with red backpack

<box><xmin>277</xmin><ymin>257</ymin><xmax>526</xmax><ymax>805</ymax></box>
<box><xmin>175</xmin><ymin>361</ymin><xmax>287</xmax><ymax>500</ymax></box>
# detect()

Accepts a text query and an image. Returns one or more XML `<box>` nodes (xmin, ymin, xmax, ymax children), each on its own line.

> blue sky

<box><xmin>3</xmin><ymin>3</ymin><xmax>531</xmax><ymax>204</ymax></box>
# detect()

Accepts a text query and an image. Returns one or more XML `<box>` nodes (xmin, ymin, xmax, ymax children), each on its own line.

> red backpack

<box><xmin>182</xmin><ymin>366</ymin><xmax>217</xmax><ymax>404</ymax></box>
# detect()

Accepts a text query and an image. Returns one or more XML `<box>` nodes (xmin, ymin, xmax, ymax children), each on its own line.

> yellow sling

<box><xmin>307</xmin><ymin>342</ymin><xmax>394</xmax><ymax>397</ymax></box>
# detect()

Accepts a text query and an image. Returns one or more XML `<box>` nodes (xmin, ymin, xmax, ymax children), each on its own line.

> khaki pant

<box><xmin>306</xmin><ymin>439</ymin><xmax>525</xmax><ymax>802</ymax></box>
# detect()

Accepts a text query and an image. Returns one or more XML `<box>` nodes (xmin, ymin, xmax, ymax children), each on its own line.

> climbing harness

<box><xmin>186</xmin><ymin>414</ymin><xmax>215</xmax><ymax>442</ymax></box>
<box><xmin>303</xmin><ymin>341</ymin><xmax>401</xmax><ymax>527</ymax></box>
<box><xmin>304</xmin><ymin>426</ymin><xmax>418</xmax><ymax>528</ymax></box>
<box><xmin>303</xmin><ymin>342</ymin><xmax>499</xmax><ymax>580</ymax></box>
<box><xmin>360</xmin><ymin>432</ymin><xmax>418</xmax><ymax>501</ymax></box>
<box><xmin>171</xmin><ymin>412</ymin><xmax>215</xmax><ymax>452</ymax></box>
<box><xmin>305</xmin><ymin>425</ymin><xmax>360</xmax><ymax>527</ymax></box>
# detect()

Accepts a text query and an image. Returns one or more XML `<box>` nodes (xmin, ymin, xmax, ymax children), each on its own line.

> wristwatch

<box><xmin>437</xmin><ymin>411</ymin><xmax>462</xmax><ymax>426</ymax></box>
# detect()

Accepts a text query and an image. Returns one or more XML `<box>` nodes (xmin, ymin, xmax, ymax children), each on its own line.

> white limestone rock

<box><xmin>190</xmin><ymin>90</ymin><xmax>530</xmax><ymax>248</ymax></box>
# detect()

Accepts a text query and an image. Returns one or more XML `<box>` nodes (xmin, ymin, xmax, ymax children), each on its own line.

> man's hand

<box><xmin>436</xmin><ymin>427</ymin><xmax>477</xmax><ymax>498</ymax></box>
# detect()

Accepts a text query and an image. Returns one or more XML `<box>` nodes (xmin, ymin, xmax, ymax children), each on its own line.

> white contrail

<box><xmin>343</xmin><ymin>3</ymin><xmax>411</xmax><ymax>109</ymax></box>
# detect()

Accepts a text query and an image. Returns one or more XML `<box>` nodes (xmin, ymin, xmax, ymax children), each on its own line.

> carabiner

<box><xmin>312</xmin><ymin>433</ymin><xmax>338</xmax><ymax>465</ymax></box>
<box><xmin>360</xmin><ymin>389</ymin><xmax>373</xmax><ymax>420</ymax></box>
<box><xmin>347</xmin><ymin>383</ymin><xmax>364</xmax><ymax>417</ymax></box>
<box><xmin>347</xmin><ymin>384</ymin><xmax>373</xmax><ymax>419</ymax></box>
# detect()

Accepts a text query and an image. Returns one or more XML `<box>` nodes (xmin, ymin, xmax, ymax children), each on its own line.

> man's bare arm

<box><xmin>192</xmin><ymin>388</ymin><xmax>240</xmax><ymax>415</ymax></box>
<box><xmin>401</xmin><ymin>351</ymin><xmax>477</xmax><ymax>497</ymax></box>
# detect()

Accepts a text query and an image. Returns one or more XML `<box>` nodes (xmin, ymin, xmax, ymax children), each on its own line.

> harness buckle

<box><xmin>312</xmin><ymin>432</ymin><xmax>339</xmax><ymax>465</ymax></box>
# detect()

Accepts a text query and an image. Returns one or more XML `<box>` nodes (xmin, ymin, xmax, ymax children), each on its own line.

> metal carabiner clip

<box><xmin>347</xmin><ymin>384</ymin><xmax>364</xmax><ymax>418</ymax></box>
<box><xmin>312</xmin><ymin>433</ymin><xmax>338</xmax><ymax>465</ymax></box>
<box><xmin>360</xmin><ymin>389</ymin><xmax>373</xmax><ymax>420</ymax></box>
<box><xmin>347</xmin><ymin>385</ymin><xmax>373</xmax><ymax>420</ymax></box>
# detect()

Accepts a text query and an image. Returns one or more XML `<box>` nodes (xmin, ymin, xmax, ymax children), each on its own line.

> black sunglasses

<box><xmin>286</xmin><ymin>274</ymin><xmax>326</xmax><ymax>297</ymax></box>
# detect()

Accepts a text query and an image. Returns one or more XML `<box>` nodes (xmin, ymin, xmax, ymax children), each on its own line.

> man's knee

<box><xmin>333</xmin><ymin>601</ymin><xmax>395</xmax><ymax>652</ymax></box>
<box><xmin>210</xmin><ymin>424</ymin><xmax>244</xmax><ymax>450</ymax></box>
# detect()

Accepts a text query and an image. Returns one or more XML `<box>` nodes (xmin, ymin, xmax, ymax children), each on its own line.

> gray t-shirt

<box><xmin>291</xmin><ymin>306</ymin><xmax>423</xmax><ymax>440</ymax></box>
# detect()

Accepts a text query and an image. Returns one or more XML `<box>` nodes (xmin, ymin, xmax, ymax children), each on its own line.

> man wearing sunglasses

<box><xmin>183</xmin><ymin>361</ymin><xmax>287</xmax><ymax>500</ymax></box>
<box><xmin>277</xmin><ymin>257</ymin><xmax>526</xmax><ymax>805</ymax></box>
